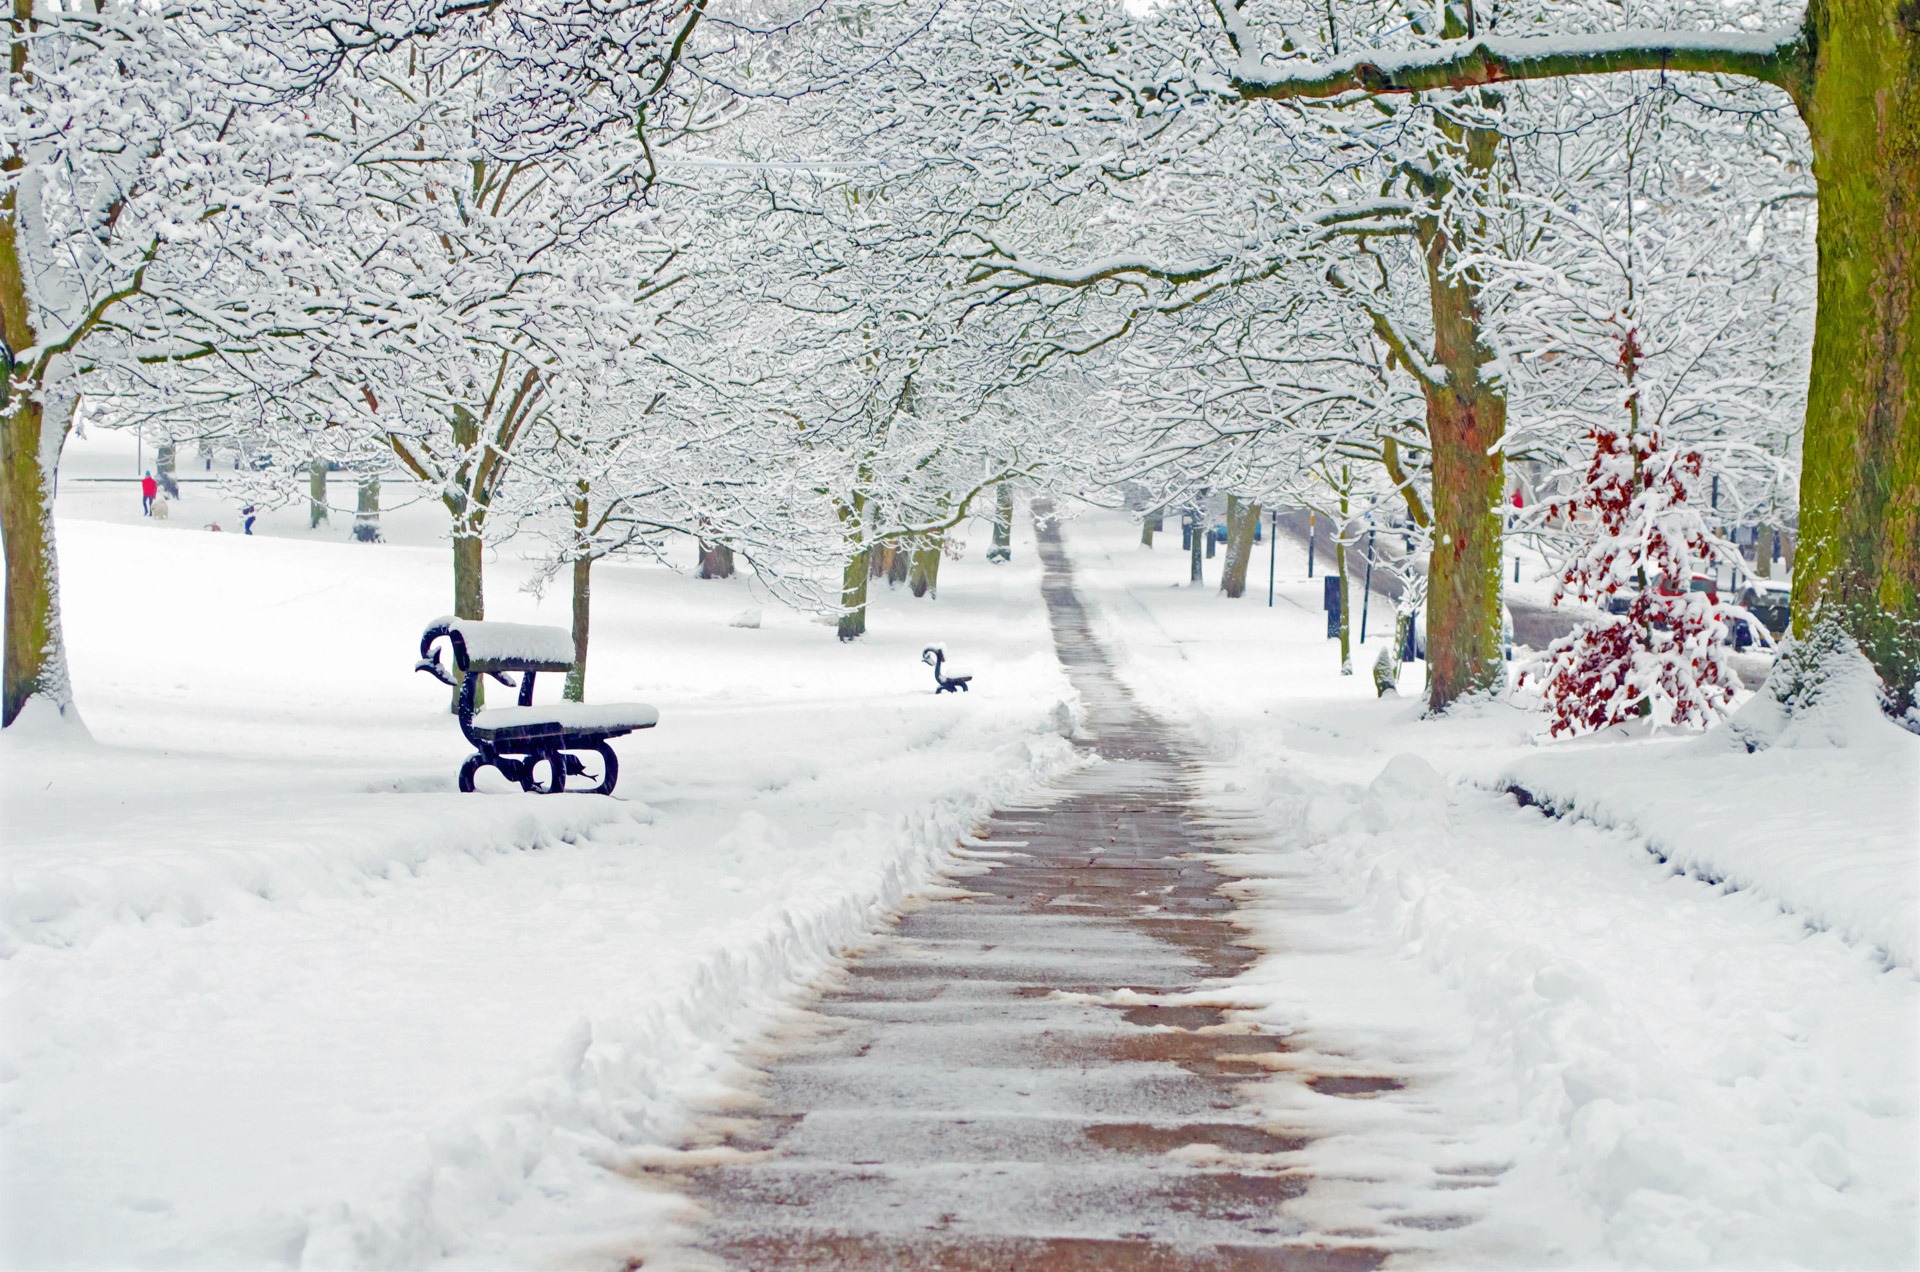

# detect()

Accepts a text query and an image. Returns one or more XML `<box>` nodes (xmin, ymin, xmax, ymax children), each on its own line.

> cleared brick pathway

<box><xmin>648</xmin><ymin>519</ymin><xmax>1389</xmax><ymax>1270</ymax></box>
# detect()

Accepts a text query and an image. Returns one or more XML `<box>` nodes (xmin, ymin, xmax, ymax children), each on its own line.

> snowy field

<box><xmin>1060</xmin><ymin>511</ymin><xmax>1920</xmax><ymax>1268</ymax></box>
<box><xmin>6</xmin><ymin>436</ymin><xmax>1916</xmax><ymax>1270</ymax></box>
<box><xmin>2</xmin><ymin>431</ymin><xmax>1076</xmax><ymax>1268</ymax></box>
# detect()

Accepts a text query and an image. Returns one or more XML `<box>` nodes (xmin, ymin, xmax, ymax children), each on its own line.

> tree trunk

<box><xmin>156</xmin><ymin>442</ymin><xmax>177</xmax><ymax>497</ymax></box>
<box><xmin>697</xmin><ymin>540</ymin><xmax>734</xmax><ymax>579</ymax></box>
<box><xmin>1755</xmin><ymin>523</ymin><xmax>1772</xmax><ymax>580</ymax></box>
<box><xmin>1335</xmin><ymin>509</ymin><xmax>1353</xmax><ymax>675</ymax></box>
<box><xmin>451</xmin><ymin>530</ymin><xmax>484</xmax><ymax>709</ymax></box>
<box><xmin>1189</xmin><ymin>509</ymin><xmax>1203</xmax><ymax>583</ymax></box>
<box><xmin>308</xmin><ymin>459</ymin><xmax>329</xmax><ymax>528</ymax></box>
<box><xmin>839</xmin><ymin>548</ymin><xmax>870</xmax><ymax>641</ymax></box>
<box><xmin>909</xmin><ymin>539</ymin><xmax>942</xmax><ymax>597</ymax></box>
<box><xmin>566</xmin><ymin>553</ymin><xmax>591</xmax><ymax>703</ymax></box>
<box><xmin>1140</xmin><ymin>513</ymin><xmax>1156</xmax><ymax>547</ymax></box>
<box><xmin>887</xmin><ymin>543</ymin><xmax>910</xmax><ymax>587</ymax></box>
<box><xmin>1420</xmin><ymin>120</ymin><xmax>1509</xmax><ymax>712</ymax></box>
<box><xmin>869</xmin><ymin>541</ymin><xmax>891</xmax><ymax>580</ymax></box>
<box><xmin>838</xmin><ymin>494</ymin><xmax>869</xmax><ymax>641</ymax></box>
<box><xmin>1</xmin><ymin>158</ymin><xmax>80</xmax><ymax>729</ymax></box>
<box><xmin>353</xmin><ymin>474</ymin><xmax>381</xmax><ymax>542</ymax></box>
<box><xmin>1220</xmin><ymin>496</ymin><xmax>1262</xmax><ymax>598</ymax></box>
<box><xmin>1792</xmin><ymin>1</ymin><xmax>1920</xmax><ymax>711</ymax></box>
<box><xmin>1</xmin><ymin>391</ymin><xmax>80</xmax><ymax>728</ymax></box>
<box><xmin>988</xmin><ymin>482</ymin><xmax>1013</xmax><ymax>562</ymax></box>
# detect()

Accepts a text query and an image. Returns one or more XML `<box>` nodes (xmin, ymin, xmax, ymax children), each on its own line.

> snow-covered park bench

<box><xmin>416</xmin><ymin>618</ymin><xmax>657</xmax><ymax>795</ymax></box>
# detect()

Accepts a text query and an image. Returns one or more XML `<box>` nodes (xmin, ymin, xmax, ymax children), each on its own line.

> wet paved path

<box><xmin>651</xmin><ymin>521</ymin><xmax>1387</xmax><ymax>1270</ymax></box>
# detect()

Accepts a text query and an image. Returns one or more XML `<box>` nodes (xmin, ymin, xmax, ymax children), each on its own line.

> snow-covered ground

<box><xmin>1059</xmin><ymin>510</ymin><xmax>1919</xmax><ymax>1268</ymax></box>
<box><xmin>2</xmin><ymin>431</ymin><xmax>1076</xmax><ymax>1268</ymax></box>
<box><xmin>8</xmin><ymin>435</ymin><xmax>1914</xmax><ymax>1270</ymax></box>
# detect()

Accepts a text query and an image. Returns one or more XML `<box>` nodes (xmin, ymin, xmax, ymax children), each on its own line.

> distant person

<box><xmin>241</xmin><ymin>504</ymin><xmax>257</xmax><ymax>535</ymax></box>
<box><xmin>141</xmin><ymin>471</ymin><xmax>157</xmax><ymax>516</ymax></box>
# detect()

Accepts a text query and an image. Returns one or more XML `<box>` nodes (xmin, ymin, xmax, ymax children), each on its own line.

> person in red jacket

<box><xmin>140</xmin><ymin>472</ymin><xmax>157</xmax><ymax>516</ymax></box>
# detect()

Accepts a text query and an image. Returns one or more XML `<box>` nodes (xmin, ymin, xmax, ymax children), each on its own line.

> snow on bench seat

<box><xmin>429</xmin><ymin>617</ymin><xmax>576</xmax><ymax>669</ymax></box>
<box><xmin>469</xmin><ymin>703</ymin><xmax>660</xmax><ymax>735</ymax></box>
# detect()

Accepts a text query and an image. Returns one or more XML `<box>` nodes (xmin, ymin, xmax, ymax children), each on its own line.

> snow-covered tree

<box><xmin>1524</xmin><ymin>422</ymin><xmax>1739</xmax><ymax>734</ymax></box>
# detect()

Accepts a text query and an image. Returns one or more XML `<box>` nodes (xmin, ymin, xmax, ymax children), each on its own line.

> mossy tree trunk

<box><xmin>0</xmin><ymin>160</ymin><xmax>80</xmax><ymax>727</ymax></box>
<box><xmin>1418</xmin><ymin>119</ymin><xmax>1508</xmax><ymax>711</ymax></box>
<box><xmin>1140</xmin><ymin>513</ymin><xmax>1156</xmax><ymax>547</ymax></box>
<box><xmin>1219</xmin><ymin>496</ymin><xmax>1262</xmax><ymax>598</ymax></box>
<box><xmin>1792</xmin><ymin>0</ymin><xmax>1920</xmax><ymax>709</ymax></box>
<box><xmin>0</xmin><ymin>391</ymin><xmax>78</xmax><ymax>727</ymax></box>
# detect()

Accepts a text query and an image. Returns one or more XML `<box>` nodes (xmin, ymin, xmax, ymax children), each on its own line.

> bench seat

<box><xmin>469</xmin><ymin>702</ymin><xmax>660</xmax><ymax>742</ymax></box>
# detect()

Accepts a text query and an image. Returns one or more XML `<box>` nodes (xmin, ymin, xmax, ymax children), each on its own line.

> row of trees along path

<box><xmin>1214</xmin><ymin>0</ymin><xmax>1918</xmax><ymax>713</ymax></box>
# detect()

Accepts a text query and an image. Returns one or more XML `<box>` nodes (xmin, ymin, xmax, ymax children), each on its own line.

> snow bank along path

<box><xmin>1</xmin><ymin>501</ymin><xmax>1076</xmax><ymax>1268</ymax></box>
<box><xmin>636</xmin><ymin>516</ymin><xmax>1533</xmax><ymax>1270</ymax></box>
<box><xmin>1060</xmin><ymin>511</ymin><xmax>1919</xmax><ymax>1269</ymax></box>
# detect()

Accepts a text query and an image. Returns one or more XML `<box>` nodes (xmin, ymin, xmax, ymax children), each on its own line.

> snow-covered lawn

<box><xmin>2</xmin><ymin>438</ymin><xmax>1074</xmax><ymax>1268</ymax></box>
<box><xmin>1060</xmin><ymin>511</ymin><xmax>1919</xmax><ymax>1268</ymax></box>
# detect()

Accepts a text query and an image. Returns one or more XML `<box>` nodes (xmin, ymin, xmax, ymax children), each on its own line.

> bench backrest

<box><xmin>420</xmin><ymin>618</ymin><xmax>574</xmax><ymax>676</ymax></box>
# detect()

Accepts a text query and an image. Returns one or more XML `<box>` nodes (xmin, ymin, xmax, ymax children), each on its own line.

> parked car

<box><xmin>1595</xmin><ymin>577</ymin><xmax>1777</xmax><ymax>652</ymax></box>
<box><xmin>1737</xmin><ymin>580</ymin><xmax>1791</xmax><ymax>636</ymax></box>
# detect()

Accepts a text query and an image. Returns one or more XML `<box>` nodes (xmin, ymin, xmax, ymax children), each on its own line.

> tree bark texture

<box><xmin>1792</xmin><ymin>0</ymin><xmax>1920</xmax><ymax>710</ymax></box>
<box><xmin>1189</xmin><ymin>509</ymin><xmax>1203</xmax><ymax>583</ymax></box>
<box><xmin>308</xmin><ymin>459</ymin><xmax>329</xmax><ymax>528</ymax></box>
<box><xmin>1420</xmin><ymin>121</ymin><xmax>1508</xmax><ymax>712</ymax></box>
<box><xmin>839</xmin><ymin>549</ymin><xmax>870</xmax><ymax>640</ymax></box>
<box><xmin>988</xmin><ymin>481</ymin><xmax>1013</xmax><ymax>562</ymax></box>
<box><xmin>1335</xmin><ymin>513</ymin><xmax>1353</xmax><ymax>676</ymax></box>
<box><xmin>1220</xmin><ymin>496</ymin><xmax>1262</xmax><ymax>598</ymax></box>
<box><xmin>566</xmin><ymin>554</ymin><xmax>591</xmax><ymax>703</ymax></box>
<box><xmin>0</xmin><ymin>135</ymin><xmax>77</xmax><ymax>728</ymax></box>
<box><xmin>1140</xmin><ymin>514</ymin><xmax>1156</xmax><ymax>547</ymax></box>
<box><xmin>353</xmin><ymin>474</ymin><xmax>381</xmax><ymax>542</ymax></box>
<box><xmin>838</xmin><ymin>493</ymin><xmax>869</xmax><ymax>641</ymax></box>
<box><xmin>698</xmin><ymin>540</ymin><xmax>735</xmax><ymax>579</ymax></box>
<box><xmin>1</xmin><ymin>393</ymin><xmax>77</xmax><ymax>726</ymax></box>
<box><xmin>909</xmin><ymin>540</ymin><xmax>942</xmax><ymax>597</ymax></box>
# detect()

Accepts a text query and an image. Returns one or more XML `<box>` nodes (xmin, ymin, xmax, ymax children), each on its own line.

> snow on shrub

<box><xmin>1523</xmin><ymin>426</ymin><xmax>1737</xmax><ymax>736</ymax></box>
